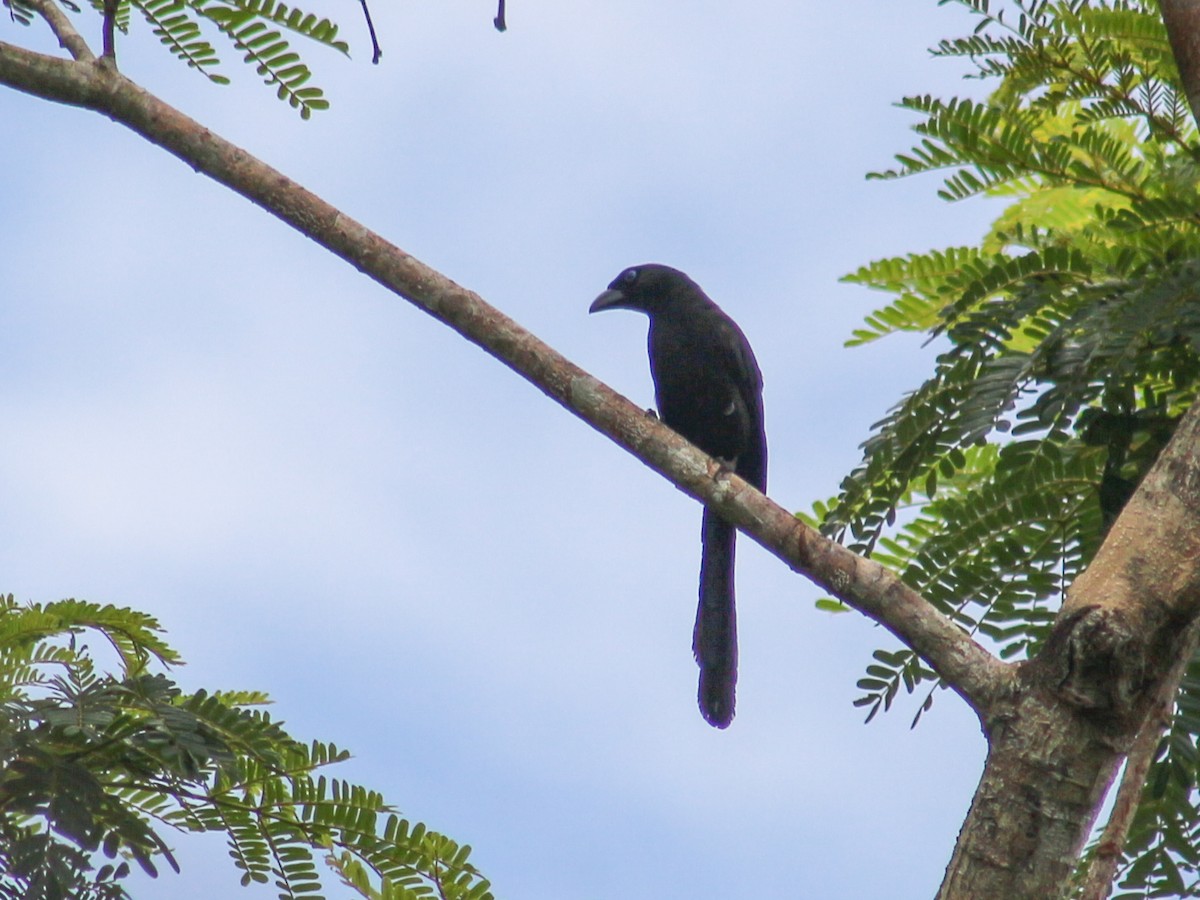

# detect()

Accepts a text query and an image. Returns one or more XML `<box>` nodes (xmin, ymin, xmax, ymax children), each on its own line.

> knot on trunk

<box><xmin>1042</xmin><ymin>605</ymin><xmax>1145</xmax><ymax>726</ymax></box>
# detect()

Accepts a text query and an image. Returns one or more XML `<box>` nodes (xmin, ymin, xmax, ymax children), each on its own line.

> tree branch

<box><xmin>0</xmin><ymin>43</ymin><xmax>1011</xmax><ymax>718</ymax></box>
<box><xmin>29</xmin><ymin>0</ymin><xmax>95</xmax><ymax>62</ymax></box>
<box><xmin>1078</xmin><ymin>620</ymin><xmax>1200</xmax><ymax>900</ymax></box>
<box><xmin>1161</xmin><ymin>0</ymin><xmax>1200</xmax><ymax>126</ymax></box>
<box><xmin>1062</xmin><ymin>401</ymin><xmax>1200</xmax><ymax>634</ymax></box>
<box><xmin>101</xmin><ymin>0</ymin><xmax>117</xmax><ymax>62</ymax></box>
<box><xmin>935</xmin><ymin>398</ymin><xmax>1200</xmax><ymax>899</ymax></box>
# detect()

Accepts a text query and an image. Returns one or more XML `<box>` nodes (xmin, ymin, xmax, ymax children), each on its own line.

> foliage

<box><xmin>3</xmin><ymin>0</ymin><xmax>349</xmax><ymax>118</ymax></box>
<box><xmin>0</xmin><ymin>593</ymin><xmax>492</xmax><ymax>900</ymax></box>
<box><xmin>824</xmin><ymin>0</ymin><xmax>1200</xmax><ymax>892</ymax></box>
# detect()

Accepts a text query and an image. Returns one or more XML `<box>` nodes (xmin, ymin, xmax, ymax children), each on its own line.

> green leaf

<box><xmin>835</xmin><ymin>0</ymin><xmax>1200</xmax><ymax>892</ymax></box>
<box><xmin>0</xmin><ymin>593</ymin><xmax>492</xmax><ymax>899</ymax></box>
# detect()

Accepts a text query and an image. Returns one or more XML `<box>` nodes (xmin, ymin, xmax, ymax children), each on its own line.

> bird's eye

<box><xmin>621</xmin><ymin>268</ymin><xmax>639</xmax><ymax>285</ymax></box>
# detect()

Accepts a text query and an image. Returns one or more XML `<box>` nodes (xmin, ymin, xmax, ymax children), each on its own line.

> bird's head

<box><xmin>589</xmin><ymin>264</ymin><xmax>696</xmax><ymax>316</ymax></box>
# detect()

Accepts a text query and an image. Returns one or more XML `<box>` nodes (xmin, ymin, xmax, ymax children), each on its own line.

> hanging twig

<box><xmin>358</xmin><ymin>0</ymin><xmax>381</xmax><ymax>64</ymax></box>
<box><xmin>101</xmin><ymin>0</ymin><xmax>117</xmax><ymax>61</ymax></box>
<box><xmin>493</xmin><ymin>0</ymin><xmax>506</xmax><ymax>32</ymax></box>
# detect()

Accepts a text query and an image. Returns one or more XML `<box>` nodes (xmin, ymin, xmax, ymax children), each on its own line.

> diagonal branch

<box><xmin>1078</xmin><ymin>619</ymin><xmax>1200</xmax><ymax>900</ymax></box>
<box><xmin>30</xmin><ymin>0</ymin><xmax>95</xmax><ymax>62</ymax></box>
<box><xmin>0</xmin><ymin>41</ymin><xmax>1012</xmax><ymax>718</ymax></box>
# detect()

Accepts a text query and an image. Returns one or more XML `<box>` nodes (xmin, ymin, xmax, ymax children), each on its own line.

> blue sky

<box><xmin>1</xmin><ymin>1</ymin><xmax>1008</xmax><ymax>897</ymax></box>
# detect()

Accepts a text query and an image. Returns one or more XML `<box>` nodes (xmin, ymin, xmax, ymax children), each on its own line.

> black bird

<box><xmin>590</xmin><ymin>264</ymin><xmax>767</xmax><ymax>728</ymax></box>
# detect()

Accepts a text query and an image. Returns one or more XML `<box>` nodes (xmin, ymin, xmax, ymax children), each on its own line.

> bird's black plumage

<box><xmin>590</xmin><ymin>264</ymin><xmax>767</xmax><ymax>728</ymax></box>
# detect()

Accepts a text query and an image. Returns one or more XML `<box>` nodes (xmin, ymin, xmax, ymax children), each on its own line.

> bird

<box><xmin>589</xmin><ymin>264</ymin><xmax>767</xmax><ymax>728</ymax></box>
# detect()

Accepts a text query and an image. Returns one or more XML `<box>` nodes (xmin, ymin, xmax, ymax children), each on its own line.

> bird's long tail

<box><xmin>695</xmin><ymin>507</ymin><xmax>738</xmax><ymax>728</ymax></box>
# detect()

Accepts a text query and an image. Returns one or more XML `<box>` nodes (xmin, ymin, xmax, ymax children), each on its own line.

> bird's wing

<box><xmin>710</xmin><ymin>316</ymin><xmax>767</xmax><ymax>492</ymax></box>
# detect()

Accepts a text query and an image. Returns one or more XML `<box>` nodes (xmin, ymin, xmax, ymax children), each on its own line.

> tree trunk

<box><xmin>937</xmin><ymin>403</ymin><xmax>1200</xmax><ymax>898</ymax></box>
<box><xmin>936</xmin><ymin>8</ymin><xmax>1200</xmax><ymax>896</ymax></box>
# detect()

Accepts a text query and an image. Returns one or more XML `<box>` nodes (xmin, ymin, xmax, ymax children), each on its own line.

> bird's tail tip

<box><xmin>699</xmin><ymin>678</ymin><xmax>735</xmax><ymax>729</ymax></box>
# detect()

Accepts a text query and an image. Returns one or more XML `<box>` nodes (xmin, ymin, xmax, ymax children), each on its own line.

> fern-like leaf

<box><xmin>132</xmin><ymin>0</ymin><xmax>228</xmax><ymax>82</ymax></box>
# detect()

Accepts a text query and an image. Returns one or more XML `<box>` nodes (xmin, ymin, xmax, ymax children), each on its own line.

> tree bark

<box><xmin>936</xmin><ymin>402</ymin><xmax>1200</xmax><ymax>898</ymax></box>
<box><xmin>1077</xmin><ymin>618</ymin><xmax>1200</xmax><ymax>900</ymax></box>
<box><xmin>1162</xmin><ymin>0</ymin><xmax>1200</xmax><ymax>126</ymax></box>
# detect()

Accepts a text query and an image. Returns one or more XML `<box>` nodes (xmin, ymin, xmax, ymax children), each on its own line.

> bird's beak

<box><xmin>589</xmin><ymin>288</ymin><xmax>627</xmax><ymax>313</ymax></box>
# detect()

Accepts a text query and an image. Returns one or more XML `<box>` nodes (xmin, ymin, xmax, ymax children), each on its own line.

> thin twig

<box><xmin>27</xmin><ymin>0</ymin><xmax>94</xmax><ymax>61</ymax></box>
<box><xmin>1078</xmin><ymin>618</ymin><xmax>1200</xmax><ymax>900</ymax></box>
<box><xmin>357</xmin><ymin>0</ymin><xmax>381</xmax><ymax>64</ymax></box>
<box><xmin>101</xmin><ymin>0</ymin><xmax>116</xmax><ymax>61</ymax></box>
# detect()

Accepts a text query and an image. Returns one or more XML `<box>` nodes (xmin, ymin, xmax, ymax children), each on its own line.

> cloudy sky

<box><xmin>1</xmin><ymin>1</ymin><xmax>1009</xmax><ymax>897</ymax></box>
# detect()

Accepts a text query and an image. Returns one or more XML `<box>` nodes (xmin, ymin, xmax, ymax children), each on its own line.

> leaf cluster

<box><xmin>823</xmin><ymin>0</ymin><xmax>1200</xmax><ymax>881</ymax></box>
<box><xmin>2</xmin><ymin>0</ymin><xmax>350</xmax><ymax>117</ymax></box>
<box><xmin>826</xmin><ymin>0</ymin><xmax>1200</xmax><ymax>712</ymax></box>
<box><xmin>0</xmin><ymin>593</ymin><xmax>492</xmax><ymax>900</ymax></box>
